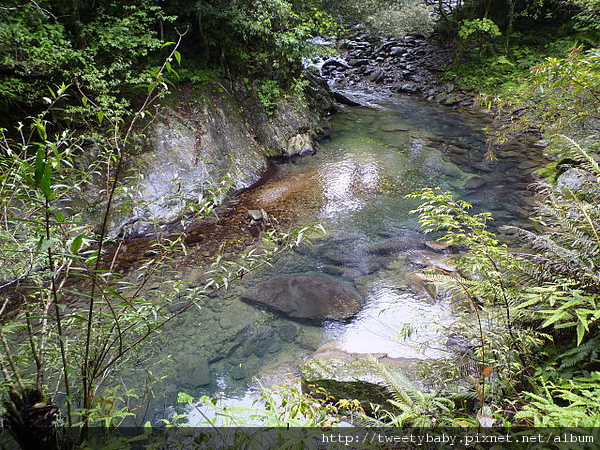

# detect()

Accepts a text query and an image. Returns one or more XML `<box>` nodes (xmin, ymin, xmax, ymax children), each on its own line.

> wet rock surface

<box><xmin>556</xmin><ymin>167</ymin><xmax>596</xmax><ymax>192</ymax></box>
<box><xmin>241</xmin><ymin>273</ymin><xmax>363</xmax><ymax>323</ymax></box>
<box><xmin>110</xmin><ymin>56</ymin><xmax>553</xmax><ymax>413</ymax></box>
<box><xmin>176</xmin><ymin>357</ymin><xmax>211</xmax><ymax>389</ymax></box>
<box><xmin>83</xmin><ymin>78</ymin><xmax>333</xmax><ymax>237</ymax></box>
<box><xmin>313</xmin><ymin>33</ymin><xmax>473</xmax><ymax>107</ymax></box>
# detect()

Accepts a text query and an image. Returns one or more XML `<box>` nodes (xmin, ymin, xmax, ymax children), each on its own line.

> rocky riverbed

<box><xmin>107</xmin><ymin>82</ymin><xmax>556</xmax><ymax>422</ymax></box>
<box><xmin>311</xmin><ymin>32</ymin><xmax>474</xmax><ymax>107</ymax></box>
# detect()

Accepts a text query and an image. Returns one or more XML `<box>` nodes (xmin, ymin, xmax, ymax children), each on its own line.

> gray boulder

<box><xmin>556</xmin><ymin>168</ymin><xmax>595</xmax><ymax>192</ymax></box>
<box><xmin>241</xmin><ymin>273</ymin><xmax>362</xmax><ymax>323</ymax></box>
<box><xmin>285</xmin><ymin>133</ymin><xmax>316</xmax><ymax>156</ymax></box>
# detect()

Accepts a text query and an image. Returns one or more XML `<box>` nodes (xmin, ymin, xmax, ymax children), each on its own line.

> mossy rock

<box><xmin>300</xmin><ymin>341</ymin><xmax>427</xmax><ymax>409</ymax></box>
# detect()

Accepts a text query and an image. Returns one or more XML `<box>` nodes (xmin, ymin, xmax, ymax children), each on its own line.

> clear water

<box><xmin>125</xmin><ymin>90</ymin><xmax>539</xmax><ymax>424</ymax></box>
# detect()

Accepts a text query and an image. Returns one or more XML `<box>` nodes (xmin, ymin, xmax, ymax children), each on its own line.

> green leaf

<box><xmin>173</xmin><ymin>50</ymin><xmax>181</xmax><ymax>65</ymax></box>
<box><xmin>577</xmin><ymin>323</ymin><xmax>585</xmax><ymax>346</ymax></box>
<box><xmin>34</xmin><ymin>146</ymin><xmax>45</xmax><ymax>186</ymax></box>
<box><xmin>85</xmin><ymin>250</ymin><xmax>99</xmax><ymax>266</ymax></box>
<box><xmin>37</xmin><ymin>238</ymin><xmax>59</xmax><ymax>254</ymax></box>
<box><xmin>40</xmin><ymin>162</ymin><xmax>53</xmax><ymax>198</ymax></box>
<box><xmin>177</xmin><ymin>392</ymin><xmax>194</xmax><ymax>404</ymax></box>
<box><xmin>70</xmin><ymin>234</ymin><xmax>84</xmax><ymax>255</ymax></box>
<box><xmin>36</xmin><ymin>121</ymin><xmax>47</xmax><ymax>141</ymax></box>
<box><xmin>540</xmin><ymin>310</ymin><xmax>567</xmax><ymax>328</ymax></box>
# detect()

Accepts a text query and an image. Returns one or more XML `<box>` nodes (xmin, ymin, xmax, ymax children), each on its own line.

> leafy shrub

<box><xmin>258</xmin><ymin>79</ymin><xmax>281</xmax><ymax>115</ymax></box>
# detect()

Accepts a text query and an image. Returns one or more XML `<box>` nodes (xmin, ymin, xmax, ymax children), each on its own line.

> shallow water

<box><xmin>125</xmin><ymin>90</ymin><xmax>541</xmax><ymax>424</ymax></box>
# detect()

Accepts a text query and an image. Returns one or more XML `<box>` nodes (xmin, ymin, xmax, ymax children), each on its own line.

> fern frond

<box><xmin>558</xmin><ymin>334</ymin><xmax>600</xmax><ymax>369</ymax></box>
<box><xmin>557</xmin><ymin>134</ymin><xmax>600</xmax><ymax>177</ymax></box>
<box><xmin>369</xmin><ymin>356</ymin><xmax>417</xmax><ymax>407</ymax></box>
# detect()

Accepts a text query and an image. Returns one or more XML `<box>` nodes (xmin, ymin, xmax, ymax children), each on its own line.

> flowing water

<box><xmin>124</xmin><ymin>90</ymin><xmax>544</xmax><ymax>424</ymax></box>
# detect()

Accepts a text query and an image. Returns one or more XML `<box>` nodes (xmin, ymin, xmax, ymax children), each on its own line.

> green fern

<box><xmin>368</xmin><ymin>357</ymin><xmax>457</xmax><ymax>427</ymax></box>
<box><xmin>516</xmin><ymin>374</ymin><xmax>600</xmax><ymax>427</ymax></box>
<box><xmin>558</xmin><ymin>334</ymin><xmax>600</xmax><ymax>369</ymax></box>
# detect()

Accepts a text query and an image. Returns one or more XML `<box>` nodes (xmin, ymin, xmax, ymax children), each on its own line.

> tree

<box><xmin>0</xmin><ymin>0</ymin><xmax>174</xmax><ymax>122</ymax></box>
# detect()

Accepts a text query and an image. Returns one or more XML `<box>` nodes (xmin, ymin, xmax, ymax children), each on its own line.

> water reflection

<box><xmin>325</xmin><ymin>283</ymin><xmax>454</xmax><ymax>359</ymax></box>
<box><xmin>320</xmin><ymin>155</ymin><xmax>381</xmax><ymax>217</ymax></box>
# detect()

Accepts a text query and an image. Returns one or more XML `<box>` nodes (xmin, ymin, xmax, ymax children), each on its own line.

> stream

<box><xmin>123</xmin><ymin>89</ymin><xmax>545</xmax><ymax>424</ymax></box>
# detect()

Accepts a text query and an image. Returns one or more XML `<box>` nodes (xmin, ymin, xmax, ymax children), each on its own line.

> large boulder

<box><xmin>241</xmin><ymin>273</ymin><xmax>362</xmax><ymax>323</ymax></box>
<box><xmin>175</xmin><ymin>357</ymin><xmax>211</xmax><ymax>389</ymax></box>
<box><xmin>80</xmin><ymin>75</ymin><xmax>333</xmax><ymax>237</ymax></box>
<box><xmin>285</xmin><ymin>133</ymin><xmax>316</xmax><ymax>156</ymax></box>
<box><xmin>301</xmin><ymin>340</ymin><xmax>426</xmax><ymax>408</ymax></box>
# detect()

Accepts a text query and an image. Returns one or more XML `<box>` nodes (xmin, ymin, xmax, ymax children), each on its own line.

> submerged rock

<box><xmin>407</xmin><ymin>250</ymin><xmax>457</xmax><ymax>272</ymax></box>
<box><xmin>366</xmin><ymin>237</ymin><xmax>424</xmax><ymax>255</ymax></box>
<box><xmin>241</xmin><ymin>273</ymin><xmax>362</xmax><ymax>323</ymax></box>
<box><xmin>176</xmin><ymin>357</ymin><xmax>211</xmax><ymax>389</ymax></box>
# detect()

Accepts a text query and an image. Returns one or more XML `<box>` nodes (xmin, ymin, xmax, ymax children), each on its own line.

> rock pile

<box><xmin>317</xmin><ymin>33</ymin><xmax>474</xmax><ymax>107</ymax></box>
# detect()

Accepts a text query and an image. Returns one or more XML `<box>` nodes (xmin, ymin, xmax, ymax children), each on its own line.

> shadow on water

<box><xmin>122</xmin><ymin>91</ymin><xmax>545</xmax><ymax>425</ymax></box>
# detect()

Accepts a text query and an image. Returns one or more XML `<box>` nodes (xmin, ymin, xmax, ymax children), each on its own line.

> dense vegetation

<box><xmin>1</xmin><ymin>0</ymin><xmax>600</xmax><ymax>447</ymax></box>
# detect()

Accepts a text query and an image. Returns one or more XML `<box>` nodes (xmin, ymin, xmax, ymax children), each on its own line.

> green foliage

<box><xmin>0</xmin><ymin>0</ymin><xmax>342</xmax><ymax>123</ymax></box>
<box><xmin>519</xmin><ymin>48</ymin><xmax>600</xmax><ymax>137</ymax></box>
<box><xmin>515</xmin><ymin>374</ymin><xmax>600</xmax><ymax>426</ymax></box>
<box><xmin>458</xmin><ymin>18</ymin><xmax>502</xmax><ymax>41</ymax></box>
<box><xmin>501</xmin><ymin>139</ymin><xmax>600</xmax><ymax>376</ymax></box>
<box><xmin>0</xmin><ymin>39</ymin><xmax>328</xmax><ymax>444</ymax></box>
<box><xmin>257</xmin><ymin>79</ymin><xmax>281</xmax><ymax>116</ymax></box>
<box><xmin>0</xmin><ymin>47</ymin><xmax>186</xmax><ymax>442</ymax></box>
<box><xmin>190</xmin><ymin>383</ymin><xmax>347</xmax><ymax>427</ymax></box>
<box><xmin>0</xmin><ymin>3</ymin><xmax>75</xmax><ymax>107</ymax></box>
<box><xmin>569</xmin><ymin>0</ymin><xmax>600</xmax><ymax>38</ymax></box>
<box><xmin>442</xmin><ymin>0</ymin><xmax>600</xmax><ymax>99</ymax></box>
<box><xmin>369</xmin><ymin>359</ymin><xmax>457</xmax><ymax>427</ymax></box>
<box><xmin>406</xmin><ymin>188</ymin><xmax>519</xmax><ymax>288</ymax></box>
<box><xmin>70</xmin><ymin>2</ymin><xmax>176</xmax><ymax>114</ymax></box>
<box><xmin>322</xmin><ymin>0</ymin><xmax>435</xmax><ymax>38</ymax></box>
<box><xmin>177</xmin><ymin>67</ymin><xmax>221</xmax><ymax>85</ymax></box>
<box><xmin>176</xmin><ymin>0</ymin><xmax>340</xmax><ymax>85</ymax></box>
<box><xmin>405</xmin><ymin>135</ymin><xmax>600</xmax><ymax>423</ymax></box>
<box><xmin>406</xmin><ymin>188</ymin><xmax>537</xmax><ymax>413</ymax></box>
<box><xmin>0</xmin><ymin>1</ymin><xmax>175</xmax><ymax>118</ymax></box>
<box><xmin>159</xmin><ymin>382</ymin><xmax>363</xmax><ymax>432</ymax></box>
<box><xmin>457</xmin><ymin>18</ymin><xmax>503</xmax><ymax>60</ymax></box>
<box><xmin>445</xmin><ymin>0</ymin><xmax>576</xmax><ymax>33</ymax></box>
<box><xmin>443</xmin><ymin>56</ymin><xmax>527</xmax><ymax>96</ymax></box>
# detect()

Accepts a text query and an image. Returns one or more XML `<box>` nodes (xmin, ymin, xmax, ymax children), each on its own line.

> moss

<box><xmin>535</xmin><ymin>161</ymin><xmax>559</xmax><ymax>183</ymax></box>
<box><xmin>301</xmin><ymin>358</ymin><xmax>391</xmax><ymax>408</ymax></box>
